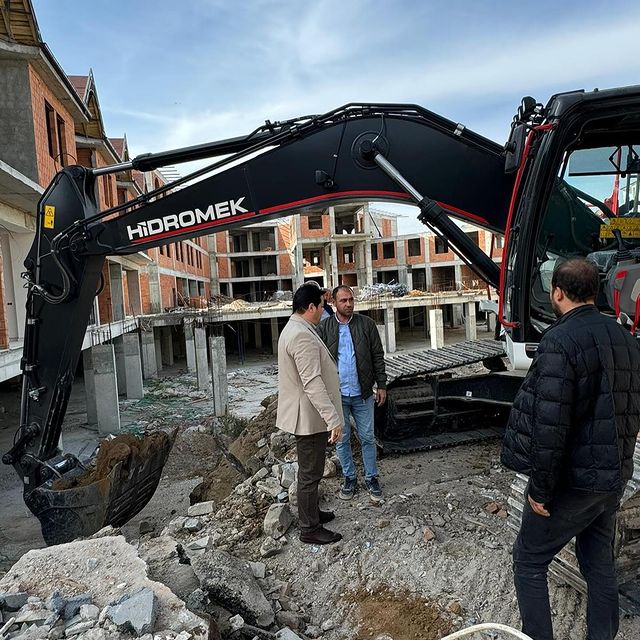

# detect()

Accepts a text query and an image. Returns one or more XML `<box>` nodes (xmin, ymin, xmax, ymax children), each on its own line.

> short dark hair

<box><xmin>293</xmin><ymin>282</ymin><xmax>322</xmax><ymax>313</ymax></box>
<box><xmin>551</xmin><ymin>258</ymin><xmax>600</xmax><ymax>302</ymax></box>
<box><xmin>332</xmin><ymin>285</ymin><xmax>353</xmax><ymax>299</ymax></box>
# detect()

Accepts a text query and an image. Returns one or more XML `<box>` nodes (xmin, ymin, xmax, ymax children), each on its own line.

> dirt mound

<box><xmin>347</xmin><ymin>586</ymin><xmax>453</xmax><ymax>639</ymax></box>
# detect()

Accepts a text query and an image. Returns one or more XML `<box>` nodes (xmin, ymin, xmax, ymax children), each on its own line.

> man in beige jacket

<box><xmin>276</xmin><ymin>283</ymin><xmax>344</xmax><ymax>545</ymax></box>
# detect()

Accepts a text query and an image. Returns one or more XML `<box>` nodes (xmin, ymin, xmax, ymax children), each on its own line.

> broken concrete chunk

<box><xmin>322</xmin><ymin>459</ymin><xmax>337</xmax><ymax>478</ymax></box>
<box><xmin>279</xmin><ymin>463</ymin><xmax>297</xmax><ymax>489</ymax></box>
<box><xmin>260</xmin><ymin>537</ymin><xmax>285</xmax><ymax>558</ymax></box>
<box><xmin>263</xmin><ymin>504</ymin><xmax>294</xmax><ymax>539</ymax></box>
<box><xmin>321</xmin><ymin>618</ymin><xmax>335</xmax><ymax>631</ymax></box>
<box><xmin>79</xmin><ymin>604</ymin><xmax>100</xmax><ymax>621</ymax></box>
<box><xmin>63</xmin><ymin>594</ymin><xmax>92</xmax><ymax>620</ymax></box>
<box><xmin>423</xmin><ymin>527</ymin><xmax>436</xmax><ymax>543</ymax></box>
<box><xmin>275</xmin><ymin>627</ymin><xmax>304</xmax><ymax>640</ymax></box>
<box><xmin>229</xmin><ymin>614</ymin><xmax>245</xmax><ymax>631</ymax></box>
<box><xmin>184</xmin><ymin>517</ymin><xmax>204</xmax><ymax>532</ymax></box>
<box><xmin>248</xmin><ymin>562</ymin><xmax>266</xmax><ymax>579</ymax></box>
<box><xmin>0</xmin><ymin>591</ymin><xmax>29</xmax><ymax>611</ymax></box>
<box><xmin>190</xmin><ymin>549</ymin><xmax>274</xmax><ymax>628</ymax></box>
<box><xmin>256</xmin><ymin>477</ymin><xmax>283</xmax><ymax>498</ymax></box>
<box><xmin>107</xmin><ymin>587</ymin><xmax>158</xmax><ymax>635</ymax></box>
<box><xmin>187</xmin><ymin>501</ymin><xmax>215</xmax><ymax>517</ymax></box>
<box><xmin>64</xmin><ymin>619</ymin><xmax>95</xmax><ymax>636</ymax></box>
<box><xmin>251</xmin><ymin>468</ymin><xmax>269</xmax><ymax>483</ymax></box>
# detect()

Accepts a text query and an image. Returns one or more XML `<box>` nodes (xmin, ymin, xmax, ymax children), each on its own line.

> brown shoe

<box><xmin>299</xmin><ymin>526</ymin><xmax>342</xmax><ymax>545</ymax></box>
<box><xmin>319</xmin><ymin>510</ymin><xmax>335</xmax><ymax>524</ymax></box>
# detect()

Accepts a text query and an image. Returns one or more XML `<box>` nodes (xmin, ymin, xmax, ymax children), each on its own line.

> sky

<box><xmin>32</xmin><ymin>0</ymin><xmax>640</xmax><ymax>233</ymax></box>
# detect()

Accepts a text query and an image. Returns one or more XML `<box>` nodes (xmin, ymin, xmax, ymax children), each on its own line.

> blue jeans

<box><xmin>337</xmin><ymin>395</ymin><xmax>378</xmax><ymax>480</ymax></box>
<box><xmin>513</xmin><ymin>485</ymin><xmax>621</xmax><ymax>640</ymax></box>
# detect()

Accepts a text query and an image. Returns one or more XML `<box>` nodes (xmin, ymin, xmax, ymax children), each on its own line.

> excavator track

<box><xmin>379</xmin><ymin>339</ymin><xmax>517</xmax><ymax>453</ymax></box>
<box><xmin>506</xmin><ymin>443</ymin><xmax>640</xmax><ymax>615</ymax></box>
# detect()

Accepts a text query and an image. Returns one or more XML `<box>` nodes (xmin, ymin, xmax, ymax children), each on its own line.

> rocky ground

<box><xmin>0</xmin><ymin>357</ymin><xmax>639</xmax><ymax>639</ymax></box>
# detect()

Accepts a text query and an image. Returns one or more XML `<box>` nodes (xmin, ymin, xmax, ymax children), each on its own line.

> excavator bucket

<box><xmin>22</xmin><ymin>431</ymin><xmax>175</xmax><ymax>546</ymax></box>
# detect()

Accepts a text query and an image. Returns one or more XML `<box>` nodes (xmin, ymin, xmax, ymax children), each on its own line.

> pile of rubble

<box><xmin>358</xmin><ymin>282</ymin><xmax>409</xmax><ymax>300</ymax></box>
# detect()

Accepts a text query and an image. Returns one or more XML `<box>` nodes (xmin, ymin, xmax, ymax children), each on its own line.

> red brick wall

<box><xmin>140</xmin><ymin>272</ymin><xmax>152</xmax><ymax>314</ymax></box>
<box><xmin>97</xmin><ymin>263</ymin><xmax>113</xmax><ymax>324</ymax></box>
<box><xmin>301</xmin><ymin>215</ymin><xmax>330</xmax><ymax>238</ymax></box>
<box><xmin>218</xmin><ymin>257</ymin><xmax>230</xmax><ymax>279</ymax></box>
<box><xmin>406</xmin><ymin>238</ymin><xmax>425</xmax><ymax>265</ymax></box>
<box><xmin>371</xmin><ymin>241</ymin><xmax>399</xmax><ymax>268</ymax></box>
<box><xmin>215</xmin><ymin>233</ymin><xmax>227</xmax><ymax>253</ymax></box>
<box><xmin>0</xmin><ymin>253</ymin><xmax>8</xmax><ymax>349</ymax></box>
<box><xmin>160</xmin><ymin>274</ymin><xmax>175</xmax><ymax>309</ymax></box>
<box><xmin>428</xmin><ymin>236</ymin><xmax>455</xmax><ymax>262</ymax></box>
<box><xmin>28</xmin><ymin>65</ymin><xmax>77</xmax><ymax>187</ymax></box>
<box><xmin>381</xmin><ymin>219</ymin><xmax>393</xmax><ymax>237</ymax></box>
<box><xmin>279</xmin><ymin>254</ymin><xmax>293</xmax><ymax>276</ymax></box>
<box><xmin>122</xmin><ymin>270</ymin><xmax>131</xmax><ymax>316</ymax></box>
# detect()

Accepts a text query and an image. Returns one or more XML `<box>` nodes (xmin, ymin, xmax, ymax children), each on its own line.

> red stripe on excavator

<box><xmin>259</xmin><ymin>190</ymin><xmax>412</xmax><ymax>214</ymax></box>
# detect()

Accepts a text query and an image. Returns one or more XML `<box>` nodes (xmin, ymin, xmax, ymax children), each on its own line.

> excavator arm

<box><xmin>6</xmin><ymin>102</ymin><xmax>515</xmax><ymax>544</ymax></box>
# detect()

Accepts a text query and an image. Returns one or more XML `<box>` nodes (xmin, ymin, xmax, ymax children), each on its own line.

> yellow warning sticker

<box><xmin>44</xmin><ymin>205</ymin><xmax>55</xmax><ymax>229</ymax></box>
<box><xmin>599</xmin><ymin>218</ymin><xmax>640</xmax><ymax>239</ymax></box>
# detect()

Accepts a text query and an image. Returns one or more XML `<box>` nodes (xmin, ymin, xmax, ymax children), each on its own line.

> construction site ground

<box><xmin>0</xmin><ymin>328</ymin><xmax>638</xmax><ymax>639</ymax></box>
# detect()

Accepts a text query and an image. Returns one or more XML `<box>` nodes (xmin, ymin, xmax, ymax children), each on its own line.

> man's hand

<box><xmin>528</xmin><ymin>495</ymin><xmax>550</xmax><ymax>517</ymax></box>
<box><xmin>328</xmin><ymin>425</ymin><xmax>343</xmax><ymax>445</ymax></box>
<box><xmin>376</xmin><ymin>389</ymin><xmax>387</xmax><ymax>406</ymax></box>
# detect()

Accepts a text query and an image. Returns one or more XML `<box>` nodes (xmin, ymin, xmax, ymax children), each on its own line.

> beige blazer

<box><xmin>276</xmin><ymin>314</ymin><xmax>343</xmax><ymax>435</ymax></box>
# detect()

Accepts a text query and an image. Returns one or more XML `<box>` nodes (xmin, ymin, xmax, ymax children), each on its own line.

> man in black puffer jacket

<box><xmin>502</xmin><ymin>258</ymin><xmax>640</xmax><ymax>640</ymax></box>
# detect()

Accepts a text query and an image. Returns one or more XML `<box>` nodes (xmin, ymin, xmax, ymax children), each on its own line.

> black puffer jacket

<box><xmin>501</xmin><ymin>305</ymin><xmax>640</xmax><ymax>503</ymax></box>
<box><xmin>316</xmin><ymin>313</ymin><xmax>387</xmax><ymax>399</ymax></box>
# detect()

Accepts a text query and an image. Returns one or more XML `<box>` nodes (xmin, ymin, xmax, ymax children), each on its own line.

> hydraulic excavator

<box><xmin>4</xmin><ymin>86</ymin><xmax>640</xmax><ymax>609</ymax></box>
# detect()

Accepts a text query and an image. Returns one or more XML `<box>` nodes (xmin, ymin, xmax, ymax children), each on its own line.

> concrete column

<box><xmin>454</xmin><ymin>264</ymin><xmax>463</xmax><ymax>289</ymax></box>
<box><xmin>125</xmin><ymin>269</ymin><xmax>142</xmax><ymax>315</ymax></box>
<box><xmin>123</xmin><ymin>333</ymin><xmax>144</xmax><ymax>399</ymax></box>
<box><xmin>271</xmin><ymin>317</ymin><xmax>280</xmax><ymax>355</ymax></box>
<box><xmin>92</xmin><ymin>344</ymin><xmax>121</xmax><ymax>436</ymax></box>
<box><xmin>487</xmin><ymin>311</ymin><xmax>497</xmax><ymax>333</ymax></box>
<box><xmin>113</xmin><ymin>336</ymin><xmax>126</xmax><ymax>396</ymax></box>
<box><xmin>109</xmin><ymin>262</ymin><xmax>125</xmax><ymax>322</ymax></box>
<box><xmin>384</xmin><ymin>307</ymin><xmax>397</xmax><ymax>354</ymax></box>
<box><xmin>255</xmin><ymin>321</ymin><xmax>263</xmax><ymax>349</ymax></box>
<box><xmin>147</xmin><ymin>263</ymin><xmax>162</xmax><ymax>313</ymax></box>
<box><xmin>452</xmin><ymin>303</ymin><xmax>464</xmax><ymax>327</ymax></box>
<box><xmin>406</xmin><ymin>269</ymin><xmax>414</xmax><ymax>291</ymax></box>
<box><xmin>363</xmin><ymin>204</ymin><xmax>373</xmax><ymax>285</ymax></box>
<box><xmin>208</xmin><ymin>235</ymin><xmax>221</xmax><ymax>297</ymax></box>
<box><xmin>464</xmin><ymin>302</ymin><xmax>477</xmax><ymax>341</ymax></box>
<box><xmin>83</xmin><ymin>348</ymin><xmax>97</xmax><ymax>426</ymax></box>
<box><xmin>195</xmin><ymin>326</ymin><xmax>209</xmax><ymax>390</ymax></box>
<box><xmin>184</xmin><ymin>322</ymin><xmax>197</xmax><ymax>372</ymax></box>
<box><xmin>330</xmin><ymin>243</ymin><xmax>339</xmax><ymax>289</ymax></box>
<box><xmin>140</xmin><ymin>329</ymin><xmax>158</xmax><ymax>379</ymax></box>
<box><xmin>292</xmin><ymin>217</ymin><xmax>304</xmax><ymax>289</ymax></box>
<box><xmin>155</xmin><ymin>333</ymin><xmax>163</xmax><ymax>372</ymax></box>
<box><xmin>429</xmin><ymin>308</ymin><xmax>444</xmax><ymax>349</ymax></box>
<box><xmin>161</xmin><ymin>327</ymin><xmax>174</xmax><ymax>366</ymax></box>
<box><xmin>377</xmin><ymin>325</ymin><xmax>387</xmax><ymax>354</ymax></box>
<box><xmin>209</xmin><ymin>336</ymin><xmax>228</xmax><ymax>417</ymax></box>
<box><xmin>409</xmin><ymin>307</ymin><xmax>415</xmax><ymax>329</ymax></box>
<box><xmin>396</xmin><ymin>240</ymin><xmax>408</xmax><ymax>286</ymax></box>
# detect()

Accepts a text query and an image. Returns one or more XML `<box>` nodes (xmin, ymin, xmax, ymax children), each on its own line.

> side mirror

<box><xmin>504</xmin><ymin>123</ymin><xmax>527</xmax><ymax>174</ymax></box>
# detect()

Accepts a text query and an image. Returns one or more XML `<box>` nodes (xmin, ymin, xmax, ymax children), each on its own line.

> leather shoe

<box><xmin>319</xmin><ymin>510</ymin><xmax>335</xmax><ymax>524</ymax></box>
<box><xmin>299</xmin><ymin>526</ymin><xmax>342</xmax><ymax>545</ymax></box>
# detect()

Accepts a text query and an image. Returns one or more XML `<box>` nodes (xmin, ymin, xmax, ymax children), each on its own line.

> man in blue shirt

<box><xmin>317</xmin><ymin>286</ymin><xmax>387</xmax><ymax>501</ymax></box>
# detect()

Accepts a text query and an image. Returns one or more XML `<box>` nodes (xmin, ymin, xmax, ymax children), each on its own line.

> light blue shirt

<box><xmin>336</xmin><ymin>316</ymin><xmax>362</xmax><ymax>397</ymax></box>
